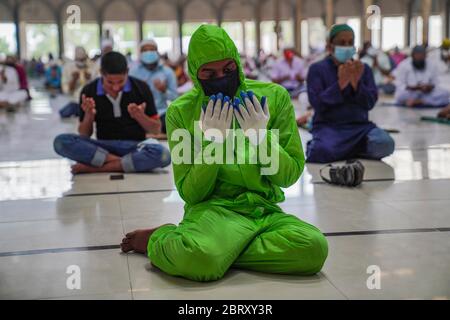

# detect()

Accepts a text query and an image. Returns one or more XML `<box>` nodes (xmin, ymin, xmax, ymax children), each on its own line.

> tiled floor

<box><xmin>0</xmin><ymin>83</ymin><xmax>449</xmax><ymax>300</ymax></box>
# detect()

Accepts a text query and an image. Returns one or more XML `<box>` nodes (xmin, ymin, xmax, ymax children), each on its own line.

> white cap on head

<box><xmin>140</xmin><ymin>39</ymin><xmax>158</xmax><ymax>50</ymax></box>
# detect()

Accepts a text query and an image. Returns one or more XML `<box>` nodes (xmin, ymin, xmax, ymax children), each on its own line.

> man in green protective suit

<box><xmin>121</xmin><ymin>25</ymin><xmax>328</xmax><ymax>282</ymax></box>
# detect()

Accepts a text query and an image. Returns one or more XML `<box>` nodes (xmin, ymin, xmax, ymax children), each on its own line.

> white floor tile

<box><xmin>127</xmin><ymin>255</ymin><xmax>346</xmax><ymax>300</ymax></box>
<box><xmin>0</xmin><ymin>217</ymin><xmax>124</xmax><ymax>252</ymax></box>
<box><xmin>322</xmin><ymin>232</ymin><xmax>450</xmax><ymax>299</ymax></box>
<box><xmin>0</xmin><ymin>250</ymin><xmax>130</xmax><ymax>300</ymax></box>
<box><xmin>0</xmin><ymin>195</ymin><xmax>121</xmax><ymax>223</ymax></box>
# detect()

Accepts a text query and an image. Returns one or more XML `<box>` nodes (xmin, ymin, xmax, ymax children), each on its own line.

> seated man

<box><xmin>121</xmin><ymin>25</ymin><xmax>328</xmax><ymax>282</ymax></box>
<box><xmin>394</xmin><ymin>45</ymin><xmax>449</xmax><ymax>108</ymax></box>
<box><xmin>270</xmin><ymin>47</ymin><xmax>307</xmax><ymax>98</ymax></box>
<box><xmin>360</xmin><ymin>42</ymin><xmax>395</xmax><ymax>95</ymax></box>
<box><xmin>130</xmin><ymin>39</ymin><xmax>178</xmax><ymax>139</ymax></box>
<box><xmin>53</xmin><ymin>51</ymin><xmax>171</xmax><ymax>174</ymax></box>
<box><xmin>45</xmin><ymin>62</ymin><xmax>62</xmax><ymax>96</ymax></box>
<box><xmin>306</xmin><ymin>24</ymin><xmax>395</xmax><ymax>164</ymax></box>
<box><xmin>0</xmin><ymin>60</ymin><xmax>28</xmax><ymax>111</ymax></box>
<box><xmin>59</xmin><ymin>46</ymin><xmax>98</xmax><ymax>118</ymax></box>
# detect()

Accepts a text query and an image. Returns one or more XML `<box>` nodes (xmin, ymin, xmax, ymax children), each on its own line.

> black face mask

<box><xmin>198</xmin><ymin>69</ymin><xmax>240</xmax><ymax>98</ymax></box>
<box><xmin>412</xmin><ymin>59</ymin><xmax>426</xmax><ymax>70</ymax></box>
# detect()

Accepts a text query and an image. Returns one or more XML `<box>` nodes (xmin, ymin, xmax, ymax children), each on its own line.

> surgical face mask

<box><xmin>141</xmin><ymin>51</ymin><xmax>159</xmax><ymax>65</ymax></box>
<box><xmin>412</xmin><ymin>59</ymin><xmax>426</xmax><ymax>70</ymax></box>
<box><xmin>198</xmin><ymin>69</ymin><xmax>240</xmax><ymax>98</ymax></box>
<box><xmin>334</xmin><ymin>46</ymin><xmax>356</xmax><ymax>63</ymax></box>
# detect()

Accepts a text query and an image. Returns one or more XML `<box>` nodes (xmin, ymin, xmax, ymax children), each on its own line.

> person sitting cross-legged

<box><xmin>394</xmin><ymin>45</ymin><xmax>450</xmax><ymax>108</ymax></box>
<box><xmin>120</xmin><ymin>25</ymin><xmax>328</xmax><ymax>282</ymax></box>
<box><xmin>306</xmin><ymin>24</ymin><xmax>395</xmax><ymax>164</ymax></box>
<box><xmin>53</xmin><ymin>51</ymin><xmax>171</xmax><ymax>174</ymax></box>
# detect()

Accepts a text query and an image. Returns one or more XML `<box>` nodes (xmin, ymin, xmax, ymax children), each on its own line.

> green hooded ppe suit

<box><xmin>147</xmin><ymin>25</ymin><xmax>328</xmax><ymax>282</ymax></box>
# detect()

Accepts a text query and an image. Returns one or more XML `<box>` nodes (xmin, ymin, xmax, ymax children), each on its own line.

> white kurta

<box><xmin>0</xmin><ymin>66</ymin><xmax>28</xmax><ymax>105</ymax></box>
<box><xmin>61</xmin><ymin>60</ymin><xmax>98</xmax><ymax>102</ymax></box>
<box><xmin>361</xmin><ymin>51</ymin><xmax>392</xmax><ymax>86</ymax></box>
<box><xmin>393</xmin><ymin>58</ymin><xmax>449</xmax><ymax>106</ymax></box>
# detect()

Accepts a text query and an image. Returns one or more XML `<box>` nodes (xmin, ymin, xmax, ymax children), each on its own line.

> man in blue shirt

<box><xmin>306</xmin><ymin>24</ymin><xmax>395</xmax><ymax>163</ymax></box>
<box><xmin>130</xmin><ymin>39</ymin><xmax>178</xmax><ymax>138</ymax></box>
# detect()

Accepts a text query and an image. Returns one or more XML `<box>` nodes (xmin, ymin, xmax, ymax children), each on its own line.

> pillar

<box><xmin>13</xmin><ymin>5</ymin><xmax>21</xmax><ymax>58</ymax></box>
<box><xmin>242</xmin><ymin>20</ymin><xmax>247</xmax><ymax>54</ymax></box>
<box><xmin>422</xmin><ymin>0</ymin><xmax>432</xmax><ymax>45</ymax></box>
<box><xmin>294</xmin><ymin>0</ymin><xmax>302</xmax><ymax>54</ymax></box>
<box><xmin>98</xmin><ymin>14</ymin><xmax>103</xmax><ymax>48</ymax></box>
<box><xmin>255</xmin><ymin>2</ymin><xmax>262</xmax><ymax>54</ymax></box>
<box><xmin>274</xmin><ymin>0</ymin><xmax>281</xmax><ymax>51</ymax></box>
<box><xmin>362</xmin><ymin>0</ymin><xmax>373</xmax><ymax>44</ymax></box>
<box><xmin>56</xmin><ymin>16</ymin><xmax>64</xmax><ymax>59</ymax></box>
<box><xmin>445</xmin><ymin>0</ymin><xmax>450</xmax><ymax>38</ymax></box>
<box><xmin>176</xmin><ymin>4</ymin><xmax>184</xmax><ymax>54</ymax></box>
<box><xmin>325</xmin><ymin>0</ymin><xmax>334</xmax><ymax>29</ymax></box>
<box><xmin>406</xmin><ymin>0</ymin><xmax>413</xmax><ymax>46</ymax></box>
<box><xmin>137</xmin><ymin>13</ymin><xmax>144</xmax><ymax>43</ymax></box>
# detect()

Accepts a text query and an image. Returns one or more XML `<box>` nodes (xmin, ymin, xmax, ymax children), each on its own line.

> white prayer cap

<box><xmin>140</xmin><ymin>39</ymin><xmax>158</xmax><ymax>49</ymax></box>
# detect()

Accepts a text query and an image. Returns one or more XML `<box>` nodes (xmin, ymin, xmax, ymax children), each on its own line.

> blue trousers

<box><xmin>307</xmin><ymin>127</ymin><xmax>395</xmax><ymax>163</ymax></box>
<box><xmin>59</xmin><ymin>102</ymin><xmax>80</xmax><ymax>118</ymax></box>
<box><xmin>54</xmin><ymin>134</ymin><xmax>171</xmax><ymax>172</ymax></box>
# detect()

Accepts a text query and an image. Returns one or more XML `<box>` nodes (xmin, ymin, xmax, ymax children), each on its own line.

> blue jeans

<box><xmin>54</xmin><ymin>134</ymin><xmax>171</xmax><ymax>172</ymax></box>
<box><xmin>59</xmin><ymin>102</ymin><xmax>80</xmax><ymax>118</ymax></box>
<box><xmin>358</xmin><ymin>127</ymin><xmax>395</xmax><ymax>160</ymax></box>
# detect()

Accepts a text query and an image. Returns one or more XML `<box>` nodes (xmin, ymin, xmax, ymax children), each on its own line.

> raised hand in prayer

<box><xmin>200</xmin><ymin>93</ymin><xmax>233</xmax><ymax>144</ymax></box>
<box><xmin>81</xmin><ymin>94</ymin><xmax>96</xmax><ymax>118</ymax></box>
<box><xmin>153</xmin><ymin>79</ymin><xmax>167</xmax><ymax>93</ymax></box>
<box><xmin>295</xmin><ymin>73</ymin><xmax>305</xmax><ymax>83</ymax></box>
<box><xmin>338</xmin><ymin>63</ymin><xmax>351</xmax><ymax>90</ymax></box>
<box><xmin>348</xmin><ymin>60</ymin><xmax>364</xmax><ymax>90</ymax></box>
<box><xmin>72</xmin><ymin>71</ymin><xmax>80</xmax><ymax>81</ymax></box>
<box><xmin>420</xmin><ymin>84</ymin><xmax>434</xmax><ymax>94</ymax></box>
<box><xmin>127</xmin><ymin>102</ymin><xmax>146</xmax><ymax>120</ymax></box>
<box><xmin>234</xmin><ymin>91</ymin><xmax>270</xmax><ymax>146</ymax></box>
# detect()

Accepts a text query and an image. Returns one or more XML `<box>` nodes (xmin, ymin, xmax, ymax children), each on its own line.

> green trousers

<box><xmin>147</xmin><ymin>202</ymin><xmax>328</xmax><ymax>282</ymax></box>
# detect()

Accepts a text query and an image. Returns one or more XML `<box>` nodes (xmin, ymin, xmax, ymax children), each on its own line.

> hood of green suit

<box><xmin>187</xmin><ymin>24</ymin><xmax>246</xmax><ymax>97</ymax></box>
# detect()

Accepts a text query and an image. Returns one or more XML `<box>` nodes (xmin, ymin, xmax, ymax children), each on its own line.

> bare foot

<box><xmin>147</xmin><ymin>133</ymin><xmax>167</xmax><ymax>141</ymax></box>
<box><xmin>105</xmin><ymin>153</ymin><xmax>120</xmax><ymax>163</ymax></box>
<box><xmin>71</xmin><ymin>160</ymin><xmax>123</xmax><ymax>174</ymax></box>
<box><xmin>405</xmin><ymin>99</ymin><xmax>416</xmax><ymax>107</ymax></box>
<box><xmin>438</xmin><ymin>105</ymin><xmax>450</xmax><ymax>119</ymax></box>
<box><xmin>71</xmin><ymin>163</ymin><xmax>98</xmax><ymax>174</ymax></box>
<box><xmin>121</xmin><ymin>225</ymin><xmax>173</xmax><ymax>254</ymax></box>
<box><xmin>407</xmin><ymin>99</ymin><xmax>423</xmax><ymax>107</ymax></box>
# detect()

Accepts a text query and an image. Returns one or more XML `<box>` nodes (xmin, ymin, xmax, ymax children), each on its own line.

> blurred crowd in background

<box><xmin>2</xmin><ymin>29</ymin><xmax>450</xmax><ymax>121</ymax></box>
